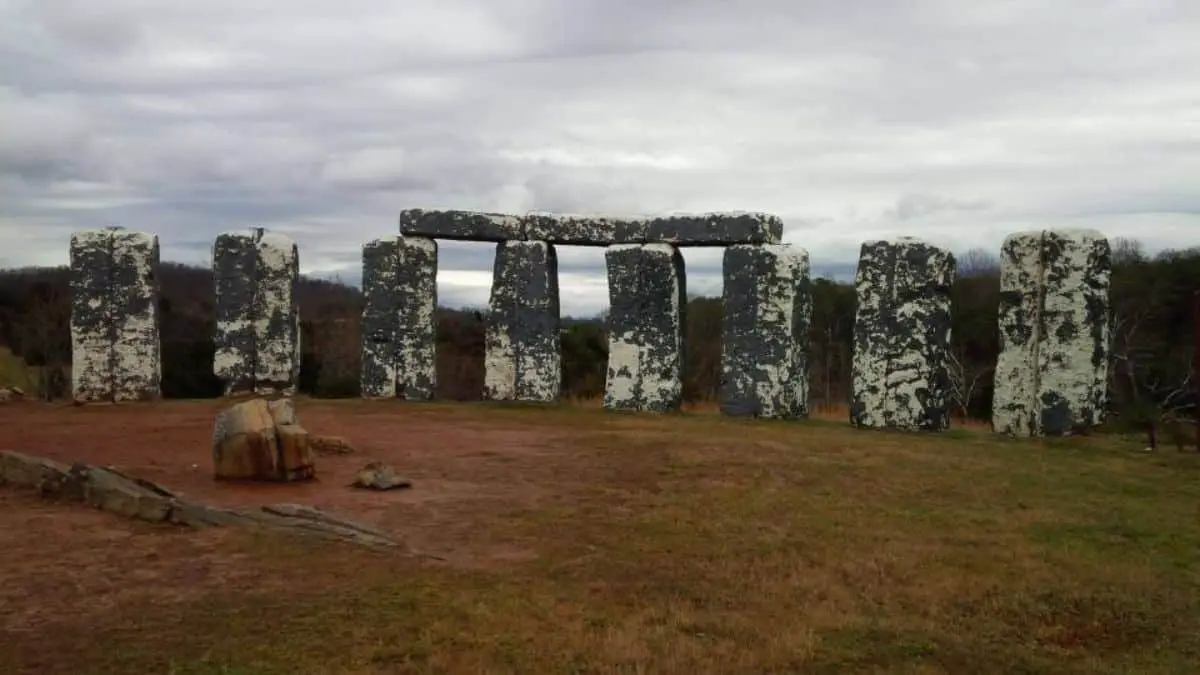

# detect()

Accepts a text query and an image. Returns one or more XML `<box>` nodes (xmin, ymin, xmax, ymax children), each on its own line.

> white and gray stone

<box><xmin>521</xmin><ymin>211</ymin><xmax>783</xmax><ymax>246</ymax></box>
<box><xmin>603</xmin><ymin>243</ymin><xmax>686</xmax><ymax>412</ymax></box>
<box><xmin>254</xmin><ymin>232</ymin><xmax>300</xmax><ymax>395</ymax></box>
<box><xmin>395</xmin><ymin>236</ymin><xmax>438</xmax><ymax>399</ymax></box>
<box><xmin>522</xmin><ymin>213</ymin><xmax>650</xmax><ymax>246</ymax></box>
<box><xmin>359</xmin><ymin>236</ymin><xmax>438</xmax><ymax>399</ymax></box>
<box><xmin>850</xmin><ymin>237</ymin><xmax>955</xmax><ymax>431</ymax></box>
<box><xmin>69</xmin><ymin>227</ymin><xmax>162</xmax><ymax>403</ymax></box>
<box><xmin>212</xmin><ymin>228</ymin><xmax>300</xmax><ymax>396</ymax></box>
<box><xmin>484</xmin><ymin>240</ymin><xmax>561</xmax><ymax>402</ymax></box>
<box><xmin>402</xmin><ymin>209</ymin><xmax>783</xmax><ymax>247</ymax></box>
<box><xmin>720</xmin><ymin>244</ymin><xmax>811</xmax><ymax>419</ymax></box>
<box><xmin>993</xmin><ymin>229</ymin><xmax>1111</xmax><ymax>437</ymax></box>
<box><xmin>108</xmin><ymin>230</ymin><xmax>162</xmax><ymax>401</ymax></box>
<box><xmin>400</xmin><ymin>208</ymin><xmax>523</xmax><ymax>243</ymax></box>
<box><xmin>645</xmin><ymin>212</ymin><xmax>784</xmax><ymax>247</ymax></box>
<box><xmin>360</xmin><ymin>237</ymin><xmax>401</xmax><ymax>398</ymax></box>
<box><xmin>212</xmin><ymin>230</ymin><xmax>258</xmax><ymax>395</ymax></box>
<box><xmin>70</xmin><ymin>230</ymin><xmax>115</xmax><ymax>403</ymax></box>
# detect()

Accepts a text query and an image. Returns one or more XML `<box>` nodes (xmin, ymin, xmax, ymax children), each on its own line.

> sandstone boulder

<box><xmin>212</xmin><ymin>398</ymin><xmax>314</xmax><ymax>481</ymax></box>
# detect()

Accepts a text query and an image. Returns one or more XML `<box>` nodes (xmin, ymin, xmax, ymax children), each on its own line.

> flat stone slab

<box><xmin>400</xmin><ymin>209</ymin><xmax>523</xmax><ymax>243</ymax></box>
<box><xmin>399</xmin><ymin>209</ymin><xmax>784</xmax><ymax>246</ymax></box>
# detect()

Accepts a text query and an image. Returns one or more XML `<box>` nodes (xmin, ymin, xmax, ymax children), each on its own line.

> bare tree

<box><xmin>947</xmin><ymin>347</ymin><xmax>993</xmax><ymax>419</ymax></box>
<box><xmin>957</xmin><ymin>247</ymin><xmax>1000</xmax><ymax>279</ymax></box>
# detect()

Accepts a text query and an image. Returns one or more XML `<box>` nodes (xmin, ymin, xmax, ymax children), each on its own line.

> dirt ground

<box><xmin>0</xmin><ymin>397</ymin><xmax>625</xmax><ymax>650</ymax></box>
<box><xmin>0</xmin><ymin>398</ymin><xmax>605</xmax><ymax>563</ymax></box>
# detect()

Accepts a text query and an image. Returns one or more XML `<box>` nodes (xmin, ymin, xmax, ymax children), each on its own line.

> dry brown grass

<box><xmin>2</xmin><ymin>400</ymin><xmax>1198</xmax><ymax>674</ymax></box>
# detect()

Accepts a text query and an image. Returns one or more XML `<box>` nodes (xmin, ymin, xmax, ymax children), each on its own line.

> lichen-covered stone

<box><xmin>720</xmin><ymin>244</ymin><xmax>811</xmax><ymax>418</ymax></box>
<box><xmin>484</xmin><ymin>240</ymin><xmax>561</xmax><ymax>402</ymax></box>
<box><xmin>603</xmin><ymin>243</ymin><xmax>686</xmax><ymax>412</ymax></box>
<box><xmin>395</xmin><ymin>237</ymin><xmax>438</xmax><ymax>399</ymax></box>
<box><xmin>850</xmin><ymin>237</ymin><xmax>955</xmax><ymax>431</ymax></box>
<box><xmin>70</xmin><ymin>230</ymin><xmax>115</xmax><ymax>402</ymax></box>
<box><xmin>401</xmin><ymin>209</ymin><xmax>783</xmax><ymax>246</ymax></box>
<box><xmin>212</xmin><ymin>228</ymin><xmax>300</xmax><ymax>396</ymax></box>
<box><xmin>645</xmin><ymin>212</ymin><xmax>783</xmax><ymax>247</ymax></box>
<box><xmin>108</xmin><ymin>230</ymin><xmax>161</xmax><ymax>401</ymax></box>
<box><xmin>520</xmin><ymin>211</ymin><xmax>783</xmax><ymax>246</ymax></box>
<box><xmin>69</xmin><ymin>227</ymin><xmax>161</xmax><ymax>403</ymax></box>
<box><xmin>213</xmin><ymin>230</ymin><xmax>258</xmax><ymax>395</ymax></box>
<box><xmin>993</xmin><ymin>229</ymin><xmax>1111</xmax><ymax>437</ymax></box>
<box><xmin>360</xmin><ymin>238</ymin><xmax>401</xmax><ymax>398</ymax></box>
<box><xmin>522</xmin><ymin>213</ymin><xmax>651</xmax><ymax>246</ymax></box>
<box><xmin>253</xmin><ymin>232</ymin><xmax>300</xmax><ymax>395</ymax></box>
<box><xmin>400</xmin><ymin>208</ymin><xmax>523</xmax><ymax>242</ymax></box>
<box><xmin>359</xmin><ymin>236</ymin><xmax>438</xmax><ymax>399</ymax></box>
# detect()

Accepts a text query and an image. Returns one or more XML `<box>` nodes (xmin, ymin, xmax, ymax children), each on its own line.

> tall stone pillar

<box><xmin>360</xmin><ymin>238</ymin><xmax>401</xmax><ymax>399</ymax></box>
<box><xmin>484</xmin><ymin>240</ymin><xmax>561</xmax><ymax>402</ymax></box>
<box><xmin>69</xmin><ymin>227</ymin><xmax>162</xmax><ymax>402</ymax></box>
<box><xmin>359</xmin><ymin>236</ymin><xmax>438</xmax><ymax>399</ymax></box>
<box><xmin>993</xmin><ymin>229</ymin><xmax>1111</xmax><ymax>436</ymax></box>
<box><xmin>604</xmin><ymin>243</ymin><xmax>686</xmax><ymax>412</ymax></box>
<box><xmin>212</xmin><ymin>228</ymin><xmax>300</xmax><ymax>396</ymax></box>
<box><xmin>720</xmin><ymin>244</ymin><xmax>811</xmax><ymax>418</ymax></box>
<box><xmin>850</xmin><ymin>237</ymin><xmax>955</xmax><ymax>431</ymax></box>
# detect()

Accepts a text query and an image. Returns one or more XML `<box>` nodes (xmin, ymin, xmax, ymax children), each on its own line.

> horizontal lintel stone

<box><xmin>400</xmin><ymin>209</ymin><xmax>524</xmax><ymax>243</ymax></box>
<box><xmin>400</xmin><ymin>209</ymin><xmax>784</xmax><ymax>246</ymax></box>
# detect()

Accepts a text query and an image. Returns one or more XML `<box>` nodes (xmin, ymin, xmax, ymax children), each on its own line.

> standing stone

<box><xmin>254</xmin><ymin>232</ymin><xmax>300</xmax><ymax>395</ymax></box>
<box><xmin>359</xmin><ymin>236</ymin><xmax>438</xmax><ymax>399</ymax></box>
<box><xmin>720</xmin><ymin>244</ymin><xmax>811</xmax><ymax>418</ymax></box>
<box><xmin>69</xmin><ymin>227</ymin><xmax>161</xmax><ymax>403</ymax></box>
<box><xmin>396</xmin><ymin>237</ymin><xmax>438</xmax><ymax>399</ymax></box>
<box><xmin>70</xmin><ymin>230</ymin><xmax>114</xmax><ymax>403</ymax></box>
<box><xmin>213</xmin><ymin>230</ymin><xmax>258</xmax><ymax>395</ymax></box>
<box><xmin>109</xmin><ymin>230</ymin><xmax>162</xmax><ymax>401</ymax></box>
<box><xmin>360</xmin><ymin>238</ymin><xmax>401</xmax><ymax>398</ymax></box>
<box><xmin>484</xmin><ymin>240</ymin><xmax>561</xmax><ymax>402</ymax></box>
<box><xmin>993</xmin><ymin>229</ymin><xmax>1111</xmax><ymax>437</ymax></box>
<box><xmin>850</xmin><ymin>237</ymin><xmax>955</xmax><ymax>431</ymax></box>
<box><xmin>212</xmin><ymin>228</ymin><xmax>300</xmax><ymax>396</ymax></box>
<box><xmin>604</xmin><ymin>243</ymin><xmax>686</xmax><ymax>412</ymax></box>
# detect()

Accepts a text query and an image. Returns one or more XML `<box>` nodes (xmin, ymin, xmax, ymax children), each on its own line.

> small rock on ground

<box><xmin>352</xmin><ymin>461</ymin><xmax>411</xmax><ymax>491</ymax></box>
<box><xmin>311</xmin><ymin>435</ymin><xmax>355</xmax><ymax>455</ymax></box>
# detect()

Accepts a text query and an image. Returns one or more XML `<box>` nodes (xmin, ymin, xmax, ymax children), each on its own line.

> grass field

<box><xmin>0</xmin><ymin>347</ymin><xmax>39</xmax><ymax>391</ymax></box>
<box><xmin>2</xmin><ymin>400</ymin><xmax>1198</xmax><ymax>674</ymax></box>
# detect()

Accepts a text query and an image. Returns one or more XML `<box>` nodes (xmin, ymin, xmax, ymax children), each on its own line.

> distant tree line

<box><xmin>0</xmin><ymin>241</ymin><xmax>1195</xmax><ymax>428</ymax></box>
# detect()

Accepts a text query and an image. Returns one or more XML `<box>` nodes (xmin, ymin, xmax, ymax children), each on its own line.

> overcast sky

<box><xmin>2</xmin><ymin>1</ymin><xmax>1197</xmax><ymax>316</ymax></box>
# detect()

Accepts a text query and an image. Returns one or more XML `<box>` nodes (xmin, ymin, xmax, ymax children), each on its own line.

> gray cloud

<box><xmin>2</xmin><ymin>0</ymin><xmax>1198</xmax><ymax>316</ymax></box>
